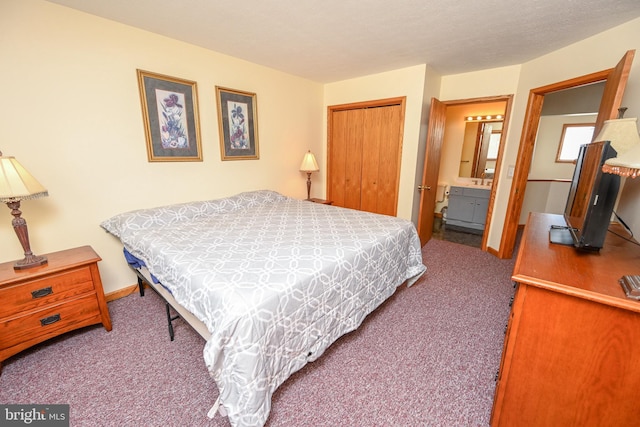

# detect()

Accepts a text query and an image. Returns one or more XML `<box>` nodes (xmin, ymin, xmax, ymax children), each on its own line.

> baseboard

<box><xmin>486</xmin><ymin>246</ymin><xmax>499</xmax><ymax>257</ymax></box>
<box><xmin>105</xmin><ymin>283</ymin><xmax>145</xmax><ymax>302</ymax></box>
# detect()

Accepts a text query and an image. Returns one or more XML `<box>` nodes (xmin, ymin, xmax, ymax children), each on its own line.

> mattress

<box><xmin>101</xmin><ymin>190</ymin><xmax>426</xmax><ymax>426</ymax></box>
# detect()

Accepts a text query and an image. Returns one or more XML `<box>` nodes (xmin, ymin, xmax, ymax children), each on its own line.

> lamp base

<box><xmin>14</xmin><ymin>254</ymin><xmax>48</xmax><ymax>271</ymax></box>
<box><xmin>306</xmin><ymin>172</ymin><xmax>312</xmax><ymax>200</ymax></box>
<box><xmin>6</xmin><ymin>199</ymin><xmax>48</xmax><ymax>271</ymax></box>
<box><xmin>620</xmin><ymin>275</ymin><xmax>640</xmax><ymax>300</ymax></box>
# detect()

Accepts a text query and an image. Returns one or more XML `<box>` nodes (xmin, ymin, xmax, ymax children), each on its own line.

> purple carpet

<box><xmin>0</xmin><ymin>238</ymin><xmax>516</xmax><ymax>426</ymax></box>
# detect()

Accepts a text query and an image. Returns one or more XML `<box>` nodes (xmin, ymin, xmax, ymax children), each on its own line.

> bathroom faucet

<box><xmin>481</xmin><ymin>172</ymin><xmax>486</xmax><ymax>186</ymax></box>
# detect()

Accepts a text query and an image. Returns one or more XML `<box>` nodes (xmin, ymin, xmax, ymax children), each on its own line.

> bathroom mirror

<box><xmin>459</xmin><ymin>120</ymin><xmax>503</xmax><ymax>179</ymax></box>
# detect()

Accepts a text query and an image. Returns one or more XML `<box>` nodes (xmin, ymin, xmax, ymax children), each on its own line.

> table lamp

<box><xmin>594</xmin><ymin>109</ymin><xmax>640</xmax><ymax>299</ymax></box>
<box><xmin>0</xmin><ymin>151</ymin><xmax>49</xmax><ymax>270</ymax></box>
<box><xmin>595</xmin><ymin>109</ymin><xmax>640</xmax><ymax>178</ymax></box>
<box><xmin>299</xmin><ymin>150</ymin><xmax>319</xmax><ymax>200</ymax></box>
<box><xmin>594</xmin><ymin>112</ymin><xmax>640</xmax><ymax>178</ymax></box>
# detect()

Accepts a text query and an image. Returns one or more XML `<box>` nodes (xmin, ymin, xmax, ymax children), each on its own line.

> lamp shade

<box><xmin>299</xmin><ymin>151</ymin><xmax>319</xmax><ymax>172</ymax></box>
<box><xmin>602</xmin><ymin>144</ymin><xmax>640</xmax><ymax>178</ymax></box>
<box><xmin>594</xmin><ymin>117</ymin><xmax>640</xmax><ymax>155</ymax></box>
<box><xmin>0</xmin><ymin>155</ymin><xmax>48</xmax><ymax>202</ymax></box>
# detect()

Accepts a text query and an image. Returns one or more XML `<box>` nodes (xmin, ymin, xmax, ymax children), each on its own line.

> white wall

<box><xmin>0</xmin><ymin>0</ymin><xmax>323</xmax><ymax>294</ymax></box>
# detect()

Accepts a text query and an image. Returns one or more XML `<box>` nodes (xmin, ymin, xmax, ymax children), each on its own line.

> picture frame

<box><xmin>136</xmin><ymin>69</ymin><xmax>202</xmax><ymax>162</ymax></box>
<box><xmin>215</xmin><ymin>86</ymin><xmax>259</xmax><ymax>160</ymax></box>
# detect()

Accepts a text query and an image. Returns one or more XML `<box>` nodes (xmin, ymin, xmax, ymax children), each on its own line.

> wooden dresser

<box><xmin>491</xmin><ymin>213</ymin><xmax>640</xmax><ymax>426</ymax></box>
<box><xmin>0</xmin><ymin>246</ymin><xmax>112</xmax><ymax>373</ymax></box>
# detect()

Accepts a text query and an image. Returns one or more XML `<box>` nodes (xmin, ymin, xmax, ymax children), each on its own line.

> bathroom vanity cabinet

<box><xmin>446</xmin><ymin>186</ymin><xmax>490</xmax><ymax>233</ymax></box>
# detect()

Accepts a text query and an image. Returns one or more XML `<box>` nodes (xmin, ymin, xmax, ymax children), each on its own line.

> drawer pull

<box><xmin>40</xmin><ymin>314</ymin><xmax>61</xmax><ymax>326</ymax></box>
<box><xmin>31</xmin><ymin>286</ymin><xmax>53</xmax><ymax>299</ymax></box>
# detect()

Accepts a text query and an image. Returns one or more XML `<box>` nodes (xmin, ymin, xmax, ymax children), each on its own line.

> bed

<box><xmin>100</xmin><ymin>190</ymin><xmax>426</xmax><ymax>426</ymax></box>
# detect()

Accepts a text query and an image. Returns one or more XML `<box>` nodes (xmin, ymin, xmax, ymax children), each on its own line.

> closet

<box><xmin>327</xmin><ymin>97</ymin><xmax>405</xmax><ymax>216</ymax></box>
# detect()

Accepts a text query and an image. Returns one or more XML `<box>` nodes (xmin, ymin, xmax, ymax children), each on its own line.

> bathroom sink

<box><xmin>453</xmin><ymin>181</ymin><xmax>492</xmax><ymax>189</ymax></box>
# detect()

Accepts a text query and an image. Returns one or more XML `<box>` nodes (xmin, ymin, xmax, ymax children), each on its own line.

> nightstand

<box><xmin>308</xmin><ymin>198</ymin><xmax>333</xmax><ymax>205</ymax></box>
<box><xmin>0</xmin><ymin>246</ymin><xmax>111</xmax><ymax>374</ymax></box>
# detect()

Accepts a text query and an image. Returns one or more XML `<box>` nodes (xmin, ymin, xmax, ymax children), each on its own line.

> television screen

<box><xmin>550</xmin><ymin>140</ymin><xmax>619</xmax><ymax>250</ymax></box>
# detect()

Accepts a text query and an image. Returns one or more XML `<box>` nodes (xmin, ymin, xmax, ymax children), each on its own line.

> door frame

<box><xmin>417</xmin><ymin>95</ymin><xmax>513</xmax><ymax>249</ymax></box>
<box><xmin>498</xmin><ymin>50</ymin><xmax>635</xmax><ymax>259</ymax></box>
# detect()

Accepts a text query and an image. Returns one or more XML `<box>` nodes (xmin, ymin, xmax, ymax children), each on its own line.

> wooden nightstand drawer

<box><xmin>0</xmin><ymin>246</ymin><xmax>111</xmax><ymax>373</ymax></box>
<box><xmin>0</xmin><ymin>267</ymin><xmax>95</xmax><ymax>318</ymax></box>
<box><xmin>0</xmin><ymin>294</ymin><xmax>101</xmax><ymax>360</ymax></box>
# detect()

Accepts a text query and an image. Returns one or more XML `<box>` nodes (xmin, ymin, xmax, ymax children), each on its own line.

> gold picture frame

<box><xmin>215</xmin><ymin>86</ymin><xmax>259</xmax><ymax>160</ymax></box>
<box><xmin>137</xmin><ymin>69</ymin><xmax>203</xmax><ymax>162</ymax></box>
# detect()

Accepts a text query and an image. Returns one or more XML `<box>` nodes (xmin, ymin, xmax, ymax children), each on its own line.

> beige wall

<box><xmin>411</xmin><ymin>66</ymin><xmax>443</xmax><ymax>223</ymax></box>
<box><xmin>440</xmin><ymin>18</ymin><xmax>640</xmax><ymax>252</ymax></box>
<box><xmin>438</xmin><ymin>66</ymin><xmax>521</xmax><ymax>251</ymax></box>
<box><xmin>0</xmin><ymin>0</ymin><xmax>323</xmax><ymax>293</ymax></box>
<box><xmin>489</xmin><ymin>16</ymin><xmax>640</xmax><ymax>251</ymax></box>
<box><xmin>3</xmin><ymin>1</ymin><xmax>640</xmax><ymax>295</ymax></box>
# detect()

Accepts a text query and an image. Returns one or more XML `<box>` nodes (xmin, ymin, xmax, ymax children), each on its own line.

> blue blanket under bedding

<box><xmin>123</xmin><ymin>248</ymin><xmax>160</xmax><ymax>284</ymax></box>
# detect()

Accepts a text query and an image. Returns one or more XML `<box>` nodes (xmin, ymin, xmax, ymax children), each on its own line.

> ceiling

<box><xmin>47</xmin><ymin>0</ymin><xmax>640</xmax><ymax>83</ymax></box>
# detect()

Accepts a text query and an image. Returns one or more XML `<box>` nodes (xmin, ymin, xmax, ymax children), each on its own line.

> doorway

<box><xmin>498</xmin><ymin>50</ymin><xmax>635</xmax><ymax>259</ymax></box>
<box><xmin>417</xmin><ymin>95</ymin><xmax>513</xmax><ymax>248</ymax></box>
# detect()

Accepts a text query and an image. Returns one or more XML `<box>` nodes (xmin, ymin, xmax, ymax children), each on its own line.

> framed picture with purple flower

<box><xmin>215</xmin><ymin>86</ymin><xmax>259</xmax><ymax>160</ymax></box>
<box><xmin>136</xmin><ymin>69</ymin><xmax>202</xmax><ymax>162</ymax></box>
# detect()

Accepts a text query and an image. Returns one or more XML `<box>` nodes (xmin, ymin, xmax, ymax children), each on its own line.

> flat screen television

<box><xmin>550</xmin><ymin>140</ymin><xmax>620</xmax><ymax>251</ymax></box>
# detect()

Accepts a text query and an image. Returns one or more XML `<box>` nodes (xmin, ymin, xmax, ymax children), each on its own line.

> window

<box><xmin>556</xmin><ymin>123</ymin><xmax>595</xmax><ymax>163</ymax></box>
<box><xmin>487</xmin><ymin>131</ymin><xmax>501</xmax><ymax>160</ymax></box>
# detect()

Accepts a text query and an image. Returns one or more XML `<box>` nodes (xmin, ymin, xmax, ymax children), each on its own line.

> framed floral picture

<box><xmin>215</xmin><ymin>86</ymin><xmax>259</xmax><ymax>160</ymax></box>
<box><xmin>136</xmin><ymin>69</ymin><xmax>202</xmax><ymax>162</ymax></box>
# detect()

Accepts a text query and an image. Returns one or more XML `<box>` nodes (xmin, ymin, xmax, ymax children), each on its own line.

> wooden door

<box><xmin>328</xmin><ymin>109</ymin><xmax>364</xmax><ymax>210</ymax></box>
<box><xmin>361</xmin><ymin>104</ymin><xmax>403</xmax><ymax>215</ymax></box>
<box><xmin>416</xmin><ymin>98</ymin><xmax>447</xmax><ymax>246</ymax></box>
<box><xmin>327</xmin><ymin>98</ymin><xmax>405</xmax><ymax>216</ymax></box>
<box><xmin>593</xmin><ymin>50</ymin><xmax>636</xmax><ymax>137</ymax></box>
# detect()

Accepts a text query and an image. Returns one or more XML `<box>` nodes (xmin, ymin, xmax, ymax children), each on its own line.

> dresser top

<box><xmin>0</xmin><ymin>246</ymin><xmax>101</xmax><ymax>286</ymax></box>
<box><xmin>513</xmin><ymin>213</ymin><xmax>640</xmax><ymax>313</ymax></box>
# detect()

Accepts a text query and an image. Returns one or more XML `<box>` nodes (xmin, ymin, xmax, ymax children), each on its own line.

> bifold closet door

<box><xmin>360</xmin><ymin>104</ymin><xmax>402</xmax><ymax>216</ymax></box>
<box><xmin>328</xmin><ymin>108</ymin><xmax>365</xmax><ymax>210</ymax></box>
<box><xmin>328</xmin><ymin>103</ymin><xmax>402</xmax><ymax>216</ymax></box>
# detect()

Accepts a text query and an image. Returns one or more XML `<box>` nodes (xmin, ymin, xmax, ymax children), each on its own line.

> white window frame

<box><xmin>556</xmin><ymin>123</ymin><xmax>595</xmax><ymax>163</ymax></box>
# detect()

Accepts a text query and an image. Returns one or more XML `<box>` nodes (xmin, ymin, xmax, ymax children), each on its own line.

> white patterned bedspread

<box><xmin>101</xmin><ymin>190</ymin><xmax>426</xmax><ymax>426</ymax></box>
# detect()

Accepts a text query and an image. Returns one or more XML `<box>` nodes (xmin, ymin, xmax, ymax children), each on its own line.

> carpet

<box><xmin>0</xmin><ymin>238</ymin><xmax>516</xmax><ymax>426</ymax></box>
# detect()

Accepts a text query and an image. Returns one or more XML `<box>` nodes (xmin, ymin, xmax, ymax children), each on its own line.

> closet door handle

<box><xmin>417</xmin><ymin>185</ymin><xmax>431</xmax><ymax>191</ymax></box>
